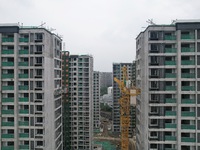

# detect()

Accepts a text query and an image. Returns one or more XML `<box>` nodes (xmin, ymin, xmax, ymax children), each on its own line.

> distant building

<box><xmin>0</xmin><ymin>24</ymin><xmax>62</xmax><ymax>150</ymax></box>
<box><xmin>136</xmin><ymin>20</ymin><xmax>200</xmax><ymax>150</ymax></box>
<box><xmin>100</xmin><ymin>72</ymin><xmax>112</xmax><ymax>88</ymax></box>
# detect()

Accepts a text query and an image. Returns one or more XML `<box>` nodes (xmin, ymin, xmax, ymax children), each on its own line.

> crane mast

<box><xmin>114</xmin><ymin>66</ymin><xmax>140</xmax><ymax>150</ymax></box>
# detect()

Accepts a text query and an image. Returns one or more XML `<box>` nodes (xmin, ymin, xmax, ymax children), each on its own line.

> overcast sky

<box><xmin>0</xmin><ymin>0</ymin><xmax>200</xmax><ymax>71</ymax></box>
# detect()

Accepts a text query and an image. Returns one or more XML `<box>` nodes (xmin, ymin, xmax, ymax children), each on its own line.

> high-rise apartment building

<box><xmin>136</xmin><ymin>20</ymin><xmax>200</xmax><ymax>150</ymax></box>
<box><xmin>0</xmin><ymin>24</ymin><xmax>62</xmax><ymax>150</ymax></box>
<box><xmin>93</xmin><ymin>71</ymin><xmax>100</xmax><ymax>130</ymax></box>
<box><xmin>100</xmin><ymin>72</ymin><xmax>112</xmax><ymax>88</ymax></box>
<box><xmin>112</xmin><ymin>63</ymin><xmax>133</xmax><ymax>134</ymax></box>
<box><xmin>68</xmin><ymin>55</ymin><xmax>93</xmax><ymax>150</ymax></box>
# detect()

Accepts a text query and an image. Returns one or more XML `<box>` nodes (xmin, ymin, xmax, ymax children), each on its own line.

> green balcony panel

<box><xmin>19</xmin><ymin>121</ymin><xmax>29</xmax><ymax>126</ymax></box>
<box><xmin>1</xmin><ymin>134</ymin><xmax>14</xmax><ymax>138</ymax></box>
<box><xmin>181</xmin><ymin>137</ymin><xmax>196</xmax><ymax>142</ymax></box>
<box><xmin>181</xmin><ymin>73</ymin><xmax>195</xmax><ymax>78</ymax></box>
<box><xmin>19</xmin><ymin>86</ymin><xmax>29</xmax><ymax>90</ymax></box>
<box><xmin>2</xmin><ymin>121</ymin><xmax>14</xmax><ymax>126</ymax></box>
<box><xmin>164</xmin><ymin>48</ymin><xmax>177</xmax><ymax>53</ymax></box>
<box><xmin>165</xmin><ymin>111</ymin><xmax>176</xmax><ymax>116</ymax></box>
<box><xmin>1</xmin><ymin>49</ymin><xmax>14</xmax><ymax>54</ymax></box>
<box><xmin>164</xmin><ymin>35</ymin><xmax>176</xmax><ymax>40</ymax></box>
<box><xmin>165</xmin><ymin>73</ymin><xmax>176</xmax><ymax>78</ymax></box>
<box><xmin>19</xmin><ymin>133</ymin><xmax>29</xmax><ymax>138</ymax></box>
<box><xmin>165</xmin><ymin>98</ymin><xmax>176</xmax><ymax>103</ymax></box>
<box><xmin>165</xmin><ymin>86</ymin><xmax>176</xmax><ymax>91</ymax></box>
<box><xmin>19</xmin><ymin>109</ymin><xmax>29</xmax><ymax>114</ymax></box>
<box><xmin>165</xmin><ymin>136</ymin><xmax>176</xmax><ymax>141</ymax></box>
<box><xmin>19</xmin><ymin>50</ymin><xmax>29</xmax><ymax>54</ymax></box>
<box><xmin>181</xmin><ymin>99</ymin><xmax>195</xmax><ymax>104</ymax></box>
<box><xmin>2</xmin><ymin>62</ymin><xmax>14</xmax><ymax>66</ymax></box>
<box><xmin>2</xmin><ymin>98</ymin><xmax>14</xmax><ymax>102</ymax></box>
<box><xmin>165</xmin><ymin>123</ymin><xmax>177</xmax><ymax>128</ymax></box>
<box><xmin>19</xmin><ymin>38</ymin><xmax>29</xmax><ymax>42</ymax></box>
<box><xmin>181</xmin><ymin>34</ymin><xmax>195</xmax><ymax>40</ymax></box>
<box><xmin>2</xmin><ymin>37</ymin><xmax>14</xmax><ymax>42</ymax></box>
<box><xmin>2</xmin><ymin>74</ymin><xmax>14</xmax><ymax>79</ymax></box>
<box><xmin>181</xmin><ymin>60</ymin><xmax>195</xmax><ymax>65</ymax></box>
<box><xmin>19</xmin><ymin>74</ymin><xmax>29</xmax><ymax>78</ymax></box>
<box><xmin>181</xmin><ymin>47</ymin><xmax>195</xmax><ymax>52</ymax></box>
<box><xmin>2</xmin><ymin>86</ymin><xmax>14</xmax><ymax>90</ymax></box>
<box><xmin>19</xmin><ymin>145</ymin><xmax>29</xmax><ymax>150</ymax></box>
<box><xmin>19</xmin><ymin>97</ymin><xmax>29</xmax><ymax>102</ymax></box>
<box><xmin>1</xmin><ymin>146</ymin><xmax>14</xmax><ymax>150</ymax></box>
<box><xmin>181</xmin><ymin>86</ymin><xmax>195</xmax><ymax>91</ymax></box>
<box><xmin>1</xmin><ymin>110</ymin><xmax>14</xmax><ymax>114</ymax></box>
<box><xmin>181</xmin><ymin>111</ymin><xmax>195</xmax><ymax>117</ymax></box>
<box><xmin>181</xmin><ymin>124</ymin><xmax>195</xmax><ymax>130</ymax></box>
<box><xmin>165</xmin><ymin>61</ymin><xmax>176</xmax><ymax>65</ymax></box>
<box><xmin>18</xmin><ymin>62</ymin><xmax>29</xmax><ymax>66</ymax></box>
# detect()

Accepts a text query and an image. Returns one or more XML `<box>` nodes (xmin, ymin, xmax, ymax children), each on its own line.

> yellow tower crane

<box><xmin>114</xmin><ymin>66</ymin><xmax>141</xmax><ymax>150</ymax></box>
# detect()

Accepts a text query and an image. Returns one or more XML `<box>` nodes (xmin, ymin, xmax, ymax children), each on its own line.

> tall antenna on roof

<box><xmin>146</xmin><ymin>19</ymin><xmax>156</xmax><ymax>25</ymax></box>
<box><xmin>38</xmin><ymin>22</ymin><xmax>46</xmax><ymax>27</ymax></box>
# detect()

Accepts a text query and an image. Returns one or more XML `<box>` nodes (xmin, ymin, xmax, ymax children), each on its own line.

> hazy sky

<box><xmin>0</xmin><ymin>0</ymin><xmax>200</xmax><ymax>71</ymax></box>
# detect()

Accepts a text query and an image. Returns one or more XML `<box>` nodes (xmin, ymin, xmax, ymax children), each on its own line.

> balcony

<box><xmin>165</xmin><ymin>123</ymin><xmax>177</xmax><ymax>128</ymax></box>
<box><xmin>2</xmin><ymin>62</ymin><xmax>14</xmax><ymax>66</ymax></box>
<box><xmin>165</xmin><ymin>135</ymin><xmax>176</xmax><ymax>141</ymax></box>
<box><xmin>164</xmin><ymin>35</ymin><xmax>176</xmax><ymax>40</ymax></box>
<box><xmin>19</xmin><ymin>49</ymin><xmax>29</xmax><ymax>54</ymax></box>
<box><xmin>164</xmin><ymin>48</ymin><xmax>177</xmax><ymax>53</ymax></box>
<box><xmin>2</xmin><ymin>86</ymin><xmax>14</xmax><ymax>90</ymax></box>
<box><xmin>19</xmin><ymin>85</ymin><xmax>29</xmax><ymax>90</ymax></box>
<box><xmin>181</xmin><ymin>60</ymin><xmax>195</xmax><ymax>65</ymax></box>
<box><xmin>19</xmin><ymin>133</ymin><xmax>29</xmax><ymax>138</ymax></box>
<box><xmin>165</xmin><ymin>73</ymin><xmax>176</xmax><ymax>78</ymax></box>
<box><xmin>2</xmin><ymin>74</ymin><xmax>14</xmax><ymax>79</ymax></box>
<box><xmin>181</xmin><ymin>47</ymin><xmax>195</xmax><ymax>52</ymax></box>
<box><xmin>165</xmin><ymin>86</ymin><xmax>176</xmax><ymax>91</ymax></box>
<box><xmin>18</xmin><ymin>62</ymin><xmax>29</xmax><ymax>66</ymax></box>
<box><xmin>1</xmin><ymin>121</ymin><xmax>14</xmax><ymax>126</ymax></box>
<box><xmin>19</xmin><ymin>74</ymin><xmax>29</xmax><ymax>78</ymax></box>
<box><xmin>181</xmin><ymin>111</ymin><xmax>195</xmax><ymax>117</ymax></box>
<box><xmin>19</xmin><ymin>97</ymin><xmax>29</xmax><ymax>102</ymax></box>
<box><xmin>2</xmin><ymin>98</ymin><xmax>14</xmax><ymax>103</ymax></box>
<box><xmin>181</xmin><ymin>34</ymin><xmax>195</xmax><ymax>40</ymax></box>
<box><xmin>19</xmin><ymin>109</ymin><xmax>29</xmax><ymax>114</ymax></box>
<box><xmin>181</xmin><ymin>124</ymin><xmax>195</xmax><ymax>130</ymax></box>
<box><xmin>165</xmin><ymin>98</ymin><xmax>176</xmax><ymax>103</ymax></box>
<box><xmin>2</xmin><ymin>110</ymin><xmax>14</xmax><ymax>115</ymax></box>
<box><xmin>2</xmin><ymin>37</ymin><xmax>14</xmax><ymax>42</ymax></box>
<box><xmin>165</xmin><ymin>61</ymin><xmax>176</xmax><ymax>65</ymax></box>
<box><xmin>1</xmin><ymin>49</ymin><xmax>14</xmax><ymax>54</ymax></box>
<box><xmin>1</xmin><ymin>146</ymin><xmax>14</xmax><ymax>150</ymax></box>
<box><xmin>181</xmin><ymin>137</ymin><xmax>196</xmax><ymax>142</ymax></box>
<box><xmin>1</xmin><ymin>134</ymin><xmax>14</xmax><ymax>138</ymax></box>
<box><xmin>165</xmin><ymin>111</ymin><xmax>176</xmax><ymax>116</ymax></box>
<box><xmin>181</xmin><ymin>73</ymin><xmax>195</xmax><ymax>78</ymax></box>
<box><xmin>181</xmin><ymin>86</ymin><xmax>195</xmax><ymax>91</ymax></box>
<box><xmin>19</xmin><ymin>145</ymin><xmax>29</xmax><ymax>150</ymax></box>
<box><xmin>19</xmin><ymin>38</ymin><xmax>29</xmax><ymax>42</ymax></box>
<box><xmin>181</xmin><ymin>99</ymin><xmax>195</xmax><ymax>104</ymax></box>
<box><xmin>19</xmin><ymin>121</ymin><xmax>29</xmax><ymax>126</ymax></box>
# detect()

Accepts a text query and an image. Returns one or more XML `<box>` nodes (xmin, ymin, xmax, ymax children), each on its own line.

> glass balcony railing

<box><xmin>19</xmin><ymin>109</ymin><xmax>29</xmax><ymax>114</ymax></box>
<box><xmin>165</xmin><ymin>98</ymin><xmax>176</xmax><ymax>103</ymax></box>
<box><xmin>181</xmin><ymin>111</ymin><xmax>195</xmax><ymax>117</ymax></box>
<box><xmin>165</xmin><ymin>123</ymin><xmax>177</xmax><ymax>128</ymax></box>
<box><xmin>2</xmin><ymin>74</ymin><xmax>14</xmax><ymax>78</ymax></box>
<box><xmin>181</xmin><ymin>60</ymin><xmax>195</xmax><ymax>65</ymax></box>
<box><xmin>165</xmin><ymin>111</ymin><xmax>176</xmax><ymax>116</ymax></box>
<box><xmin>1</xmin><ymin>121</ymin><xmax>14</xmax><ymax>126</ymax></box>
<box><xmin>2</xmin><ymin>98</ymin><xmax>14</xmax><ymax>103</ymax></box>
<box><xmin>181</xmin><ymin>47</ymin><xmax>195</xmax><ymax>52</ymax></box>
<box><xmin>19</xmin><ymin>121</ymin><xmax>29</xmax><ymax>126</ymax></box>
<box><xmin>181</xmin><ymin>86</ymin><xmax>195</xmax><ymax>91</ymax></box>
<box><xmin>164</xmin><ymin>48</ymin><xmax>177</xmax><ymax>53</ymax></box>
<box><xmin>19</xmin><ymin>49</ymin><xmax>29</xmax><ymax>54</ymax></box>
<box><xmin>181</xmin><ymin>73</ymin><xmax>195</xmax><ymax>78</ymax></box>
<box><xmin>19</xmin><ymin>85</ymin><xmax>29</xmax><ymax>90</ymax></box>
<box><xmin>2</xmin><ymin>62</ymin><xmax>14</xmax><ymax>66</ymax></box>
<box><xmin>1</xmin><ymin>110</ymin><xmax>14</xmax><ymax>115</ymax></box>
<box><xmin>164</xmin><ymin>35</ymin><xmax>176</xmax><ymax>40</ymax></box>
<box><xmin>1</xmin><ymin>49</ymin><xmax>14</xmax><ymax>54</ymax></box>
<box><xmin>1</xmin><ymin>146</ymin><xmax>15</xmax><ymax>150</ymax></box>
<box><xmin>165</xmin><ymin>136</ymin><xmax>176</xmax><ymax>141</ymax></box>
<box><xmin>181</xmin><ymin>124</ymin><xmax>195</xmax><ymax>130</ymax></box>
<box><xmin>2</xmin><ymin>37</ymin><xmax>14</xmax><ymax>42</ymax></box>
<box><xmin>1</xmin><ymin>134</ymin><xmax>14</xmax><ymax>138</ymax></box>
<box><xmin>19</xmin><ymin>145</ymin><xmax>29</xmax><ymax>150</ymax></box>
<box><xmin>19</xmin><ymin>133</ymin><xmax>29</xmax><ymax>138</ymax></box>
<box><xmin>181</xmin><ymin>137</ymin><xmax>196</xmax><ymax>142</ymax></box>
<box><xmin>181</xmin><ymin>99</ymin><xmax>195</xmax><ymax>104</ymax></box>
<box><xmin>2</xmin><ymin>86</ymin><xmax>14</xmax><ymax>90</ymax></box>
<box><xmin>165</xmin><ymin>86</ymin><xmax>176</xmax><ymax>91</ymax></box>
<box><xmin>19</xmin><ymin>97</ymin><xmax>29</xmax><ymax>102</ymax></box>
<box><xmin>18</xmin><ymin>62</ymin><xmax>29</xmax><ymax>66</ymax></box>
<box><xmin>181</xmin><ymin>34</ymin><xmax>195</xmax><ymax>40</ymax></box>
<box><xmin>19</xmin><ymin>38</ymin><xmax>29</xmax><ymax>42</ymax></box>
<box><xmin>19</xmin><ymin>74</ymin><xmax>29</xmax><ymax>78</ymax></box>
<box><xmin>165</xmin><ymin>73</ymin><xmax>176</xmax><ymax>78</ymax></box>
<box><xmin>165</xmin><ymin>61</ymin><xmax>176</xmax><ymax>65</ymax></box>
